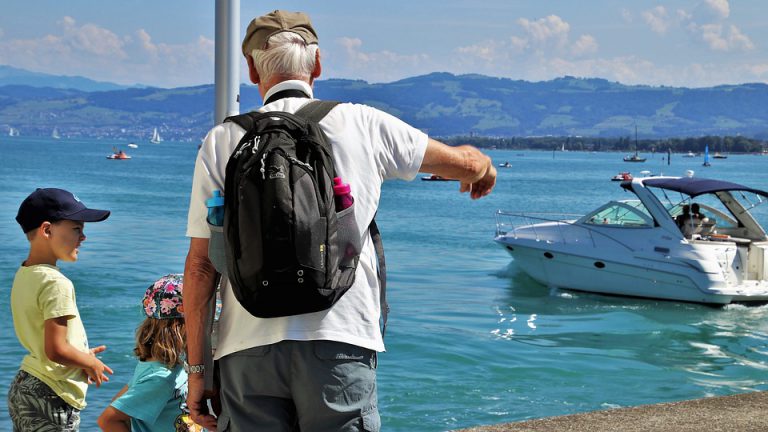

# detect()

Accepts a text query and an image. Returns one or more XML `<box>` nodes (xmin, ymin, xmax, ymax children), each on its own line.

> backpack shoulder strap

<box><xmin>294</xmin><ymin>100</ymin><xmax>340</xmax><ymax>123</ymax></box>
<box><xmin>224</xmin><ymin>112</ymin><xmax>257</xmax><ymax>132</ymax></box>
<box><xmin>369</xmin><ymin>219</ymin><xmax>388</xmax><ymax>337</ymax></box>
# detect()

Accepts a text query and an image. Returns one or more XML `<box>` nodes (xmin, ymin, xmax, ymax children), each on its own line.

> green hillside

<box><xmin>2</xmin><ymin>73</ymin><xmax>768</xmax><ymax>141</ymax></box>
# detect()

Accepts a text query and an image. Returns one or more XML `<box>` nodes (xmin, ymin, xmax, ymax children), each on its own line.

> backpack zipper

<box><xmin>233</xmin><ymin>135</ymin><xmax>261</xmax><ymax>159</ymax></box>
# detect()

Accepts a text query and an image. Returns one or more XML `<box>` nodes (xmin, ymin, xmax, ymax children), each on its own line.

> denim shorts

<box><xmin>218</xmin><ymin>340</ymin><xmax>379</xmax><ymax>432</ymax></box>
<box><xmin>7</xmin><ymin>370</ymin><xmax>81</xmax><ymax>432</ymax></box>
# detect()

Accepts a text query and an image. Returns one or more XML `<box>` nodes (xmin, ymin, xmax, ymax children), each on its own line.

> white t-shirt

<box><xmin>187</xmin><ymin>80</ymin><xmax>428</xmax><ymax>357</ymax></box>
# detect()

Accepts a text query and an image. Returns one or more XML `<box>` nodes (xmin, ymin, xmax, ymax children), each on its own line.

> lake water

<box><xmin>1</xmin><ymin>138</ymin><xmax>767</xmax><ymax>431</ymax></box>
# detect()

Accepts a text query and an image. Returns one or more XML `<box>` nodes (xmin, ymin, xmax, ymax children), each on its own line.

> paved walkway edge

<box><xmin>455</xmin><ymin>391</ymin><xmax>768</xmax><ymax>432</ymax></box>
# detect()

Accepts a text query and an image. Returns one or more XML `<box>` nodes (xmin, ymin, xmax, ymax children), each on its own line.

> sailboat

<box><xmin>703</xmin><ymin>144</ymin><xmax>711</xmax><ymax>167</ymax></box>
<box><xmin>51</xmin><ymin>127</ymin><xmax>61</xmax><ymax>139</ymax></box>
<box><xmin>8</xmin><ymin>127</ymin><xmax>19</xmax><ymax>137</ymax></box>
<box><xmin>623</xmin><ymin>125</ymin><xmax>646</xmax><ymax>162</ymax></box>
<box><xmin>150</xmin><ymin>127</ymin><xmax>162</xmax><ymax>144</ymax></box>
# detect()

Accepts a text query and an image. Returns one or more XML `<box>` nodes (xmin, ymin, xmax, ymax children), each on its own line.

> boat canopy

<box><xmin>623</xmin><ymin>177</ymin><xmax>768</xmax><ymax>198</ymax></box>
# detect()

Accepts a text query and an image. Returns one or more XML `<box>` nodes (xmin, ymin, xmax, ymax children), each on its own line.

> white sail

<box><xmin>52</xmin><ymin>127</ymin><xmax>61</xmax><ymax>139</ymax></box>
<box><xmin>150</xmin><ymin>127</ymin><xmax>162</xmax><ymax>143</ymax></box>
<box><xmin>9</xmin><ymin>127</ymin><xmax>19</xmax><ymax>137</ymax></box>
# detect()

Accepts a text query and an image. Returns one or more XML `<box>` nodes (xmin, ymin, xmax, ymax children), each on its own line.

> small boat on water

<box><xmin>623</xmin><ymin>153</ymin><xmax>646</xmax><ymax>162</ymax></box>
<box><xmin>713</xmin><ymin>152</ymin><xmax>728</xmax><ymax>159</ymax></box>
<box><xmin>610</xmin><ymin>172</ymin><xmax>633</xmax><ymax>182</ymax></box>
<box><xmin>107</xmin><ymin>149</ymin><xmax>131</xmax><ymax>160</ymax></box>
<box><xmin>494</xmin><ymin>175</ymin><xmax>768</xmax><ymax>304</ymax></box>
<box><xmin>624</xmin><ymin>125</ymin><xmax>646</xmax><ymax>162</ymax></box>
<box><xmin>682</xmin><ymin>151</ymin><xmax>697</xmax><ymax>158</ymax></box>
<box><xmin>421</xmin><ymin>174</ymin><xmax>458</xmax><ymax>182</ymax></box>
<box><xmin>127</xmin><ymin>143</ymin><xmax>138</xmax><ymax>149</ymax></box>
<box><xmin>150</xmin><ymin>127</ymin><xmax>162</xmax><ymax>144</ymax></box>
<box><xmin>703</xmin><ymin>145</ymin><xmax>711</xmax><ymax>167</ymax></box>
<box><xmin>51</xmin><ymin>127</ymin><xmax>61</xmax><ymax>139</ymax></box>
<box><xmin>498</xmin><ymin>161</ymin><xmax>512</xmax><ymax>168</ymax></box>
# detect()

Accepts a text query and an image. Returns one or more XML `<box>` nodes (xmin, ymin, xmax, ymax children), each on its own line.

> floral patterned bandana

<box><xmin>142</xmin><ymin>274</ymin><xmax>184</xmax><ymax>319</ymax></box>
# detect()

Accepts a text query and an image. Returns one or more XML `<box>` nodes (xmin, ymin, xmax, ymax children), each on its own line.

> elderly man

<box><xmin>183</xmin><ymin>10</ymin><xmax>496</xmax><ymax>432</ymax></box>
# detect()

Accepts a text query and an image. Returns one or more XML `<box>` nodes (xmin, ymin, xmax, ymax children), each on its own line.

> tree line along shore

<box><xmin>439</xmin><ymin>135</ymin><xmax>767</xmax><ymax>154</ymax></box>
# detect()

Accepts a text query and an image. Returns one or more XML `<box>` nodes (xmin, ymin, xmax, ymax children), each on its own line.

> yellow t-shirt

<box><xmin>11</xmin><ymin>264</ymin><xmax>90</xmax><ymax>410</ymax></box>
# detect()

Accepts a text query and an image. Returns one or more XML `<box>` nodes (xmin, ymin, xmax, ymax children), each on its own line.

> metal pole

<box><xmin>214</xmin><ymin>0</ymin><xmax>240</xmax><ymax>125</ymax></box>
<box><xmin>205</xmin><ymin>0</ymin><xmax>239</xmax><ymax>393</ymax></box>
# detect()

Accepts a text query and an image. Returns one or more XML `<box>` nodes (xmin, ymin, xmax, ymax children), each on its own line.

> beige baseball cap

<box><xmin>242</xmin><ymin>10</ymin><xmax>318</xmax><ymax>57</ymax></box>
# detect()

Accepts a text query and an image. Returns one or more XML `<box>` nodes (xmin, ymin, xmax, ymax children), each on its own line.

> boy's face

<box><xmin>47</xmin><ymin>220</ymin><xmax>86</xmax><ymax>262</ymax></box>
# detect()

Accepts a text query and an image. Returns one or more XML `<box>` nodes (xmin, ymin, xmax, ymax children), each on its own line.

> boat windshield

<box><xmin>650</xmin><ymin>187</ymin><xmax>747</xmax><ymax>229</ymax></box>
<box><xmin>581</xmin><ymin>200</ymin><xmax>654</xmax><ymax>227</ymax></box>
<box><xmin>665</xmin><ymin>196</ymin><xmax>739</xmax><ymax>230</ymax></box>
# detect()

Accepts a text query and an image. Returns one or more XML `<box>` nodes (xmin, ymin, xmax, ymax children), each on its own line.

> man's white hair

<box><xmin>251</xmin><ymin>31</ymin><xmax>318</xmax><ymax>82</ymax></box>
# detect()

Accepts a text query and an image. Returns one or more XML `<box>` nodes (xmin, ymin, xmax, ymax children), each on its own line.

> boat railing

<box><xmin>494</xmin><ymin>210</ymin><xmax>637</xmax><ymax>252</ymax></box>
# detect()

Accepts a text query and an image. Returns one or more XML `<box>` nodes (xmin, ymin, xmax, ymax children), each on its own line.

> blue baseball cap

<box><xmin>16</xmin><ymin>188</ymin><xmax>110</xmax><ymax>233</ymax></box>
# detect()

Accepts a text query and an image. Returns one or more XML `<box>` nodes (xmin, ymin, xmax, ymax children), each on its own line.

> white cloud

<box><xmin>657</xmin><ymin>0</ymin><xmax>755</xmax><ymax>53</ymax></box>
<box><xmin>60</xmin><ymin>15</ymin><xmax>127</xmax><ymax>58</ymax></box>
<box><xmin>455</xmin><ymin>15</ymin><xmax>597</xmax><ymax>64</ymax></box>
<box><xmin>332</xmin><ymin>37</ymin><xmax>433</xmax><ymax>83</ymax></box>
<box><xmin>457</xmin><ymin>42</ymin><xmax>499</xmax><ymax>62</ymax></box>
<box><xmin>703</xmin><ymin>0</ymin><xmax>730</xmax><ymax>20</ymax></box>
<box><xmin>0</xmin><ymin>16</ymin><xmax>214</xmax><ymax>87</ymax></box>
<box><xmin>621</xmin><ymin>9</ymin><xmax>633</xmax><ymax>23</ymax></box>
<box><xmin>517</xmin><ymin>15</ymin><xmax>570</xmax><ymax>50</ymax></box>
<box><xmin>642</xmin><ymin>6</ymin><xmax>671</xmax><ymax>34</ymax></box>
<box><xmin>697</xmin><ymin>23</ymin><xmax>754</xmax><ymax>51</ymax></box>
<box><xmin>571</xmin><ymin>35</ymin><xmax>598</xmax><ymax>57</ymax></box>
<box><xmin>451</xmin><ymin>53</ymin><xmax>767</xmax><ymax>88</ymax></box>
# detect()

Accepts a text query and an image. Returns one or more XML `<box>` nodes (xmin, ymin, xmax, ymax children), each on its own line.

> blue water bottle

<box><xmin>206</xmin><ymin>190</ymin><xmax>225</xmax><ymax>226</ymax></box>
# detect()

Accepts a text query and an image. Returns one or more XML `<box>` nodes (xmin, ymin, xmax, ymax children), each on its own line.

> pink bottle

<box><xmin>333</xmin><ymin>177</ymin><xmax>354</xmax><ymax>210</ymax></box>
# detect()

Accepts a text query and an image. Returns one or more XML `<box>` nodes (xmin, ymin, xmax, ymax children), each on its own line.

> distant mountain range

<box><xmin>2</xmin><ymin>65</ymin><xmax>768</xmax><ymax>141</ymax></box>
<box><xmin>0</xmin><ymin>65</ymin><xmax>133</xmax><ymax>92</ymax></box>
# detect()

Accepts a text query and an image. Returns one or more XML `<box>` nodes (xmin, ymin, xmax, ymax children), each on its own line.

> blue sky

<box><xmin>1</xmin><ymin>1</ymin><xmax>766</xmax><ymax>88</ymax></box>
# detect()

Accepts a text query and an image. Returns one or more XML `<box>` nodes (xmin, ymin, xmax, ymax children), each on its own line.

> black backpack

<box><xmin>222</xmin><ymin>100</ymin><xmax>388</xmax><ymax>325</ymax></box>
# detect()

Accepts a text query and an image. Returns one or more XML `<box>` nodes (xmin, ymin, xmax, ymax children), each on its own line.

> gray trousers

<box><xmin>218</xmin><ymin>340</ymin><xmax>380</xmax><ymax>432</ymax></box>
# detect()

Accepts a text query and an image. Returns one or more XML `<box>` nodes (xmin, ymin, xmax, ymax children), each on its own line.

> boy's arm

<box><xmin>44</xmin><ymin>316</ymin><xmax>113</xmax><ymax>386</ymax></box>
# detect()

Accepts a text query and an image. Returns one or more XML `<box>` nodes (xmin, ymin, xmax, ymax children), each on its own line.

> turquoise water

<box><xmin>1</xmin><ymin>138</ymin><xmax>767</xmax><ymax>431</ymax></box>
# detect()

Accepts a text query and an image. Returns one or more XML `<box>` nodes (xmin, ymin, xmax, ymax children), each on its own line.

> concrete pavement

<box><xmin>455</xmin><ymin>391</ymin><xmax>768</xmax><ymax>432</ymax></box>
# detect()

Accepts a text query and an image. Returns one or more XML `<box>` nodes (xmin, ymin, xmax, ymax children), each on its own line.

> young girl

<box><xmin>97</xmin><ymin>274</ymin><xmax>201</xmax><ymax>431</ymax></box>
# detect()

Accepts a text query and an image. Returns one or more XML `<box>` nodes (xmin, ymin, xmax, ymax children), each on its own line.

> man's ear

<box><xmin>310</xmin><ymin>50</ymin><xmax>322</xmax><ymax>83</ymax></box>
<box><xmin>246</xmin><ymin>55</ymin><xmax>260</xmax><ymax>84</ymax></box>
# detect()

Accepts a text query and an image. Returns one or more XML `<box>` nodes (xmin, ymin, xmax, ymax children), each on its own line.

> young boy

<box><xmin>8</xmin><ymin>188</ymin><xmax>113</xmax><ymax>431</ymax></box>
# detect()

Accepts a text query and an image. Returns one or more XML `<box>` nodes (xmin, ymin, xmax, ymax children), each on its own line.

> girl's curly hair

<box><xmin>134</xmin><ymin>317</ymin><xmax>186</xmax><ymax>368</ymax></box>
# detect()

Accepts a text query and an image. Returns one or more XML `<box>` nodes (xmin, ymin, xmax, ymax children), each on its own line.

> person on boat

<box><xmin>675</xmin><ymin>204</ymin><xmax>691</xmax><ymax>229</ymax></box>
<box><xmin>691</xmin><ymin>203</ymin><xmax>707</xmax><ymax>221</ymax></box>
<box><xmin>182</xmin><ymin>10</ymin><xmax>497</xmax><ymax>432</ymax></box>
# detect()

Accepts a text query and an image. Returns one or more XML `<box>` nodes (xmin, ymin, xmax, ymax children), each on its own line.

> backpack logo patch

<box><xmin>267</xmin><ymin>165</ymin><xmax>286</xmax><ymax>179</ymax></box>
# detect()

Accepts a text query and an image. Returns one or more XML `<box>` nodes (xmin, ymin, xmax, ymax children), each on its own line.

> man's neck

<box><xmin>259</xmin><ymin>76</ymin><xmax>312</xmax><ymax>101</ymax></box>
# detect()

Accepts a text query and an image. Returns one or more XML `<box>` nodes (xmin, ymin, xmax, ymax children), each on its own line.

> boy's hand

<box><xmin>84</xmin><ymin>345</ymin><xmax>113</xmax><ymax>387</ymax></box>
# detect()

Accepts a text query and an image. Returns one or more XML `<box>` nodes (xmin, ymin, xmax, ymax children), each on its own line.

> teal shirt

<box><xmin>111</xmin><ymin>361</ymin><xmax>191</xmax><ymax>432</ymax></box>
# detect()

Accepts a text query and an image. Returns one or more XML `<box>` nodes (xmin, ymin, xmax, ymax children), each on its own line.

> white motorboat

<box><xmin>494</xmin><ymin>175</ymin><xmax>768</xmax><ymax>304</ymax></box>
